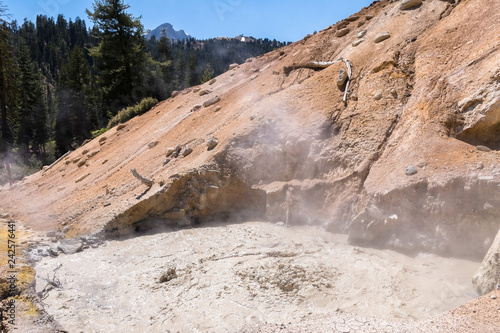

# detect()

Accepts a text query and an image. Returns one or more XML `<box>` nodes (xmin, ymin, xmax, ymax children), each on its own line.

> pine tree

<box><xmin>55</xmin><ymin>46</ymin><xmax>91</xmax><ymax>155</ymax></box>
<box><xmin>187</xmin><ymin>52</ymin><xmax>198</xmax><ymax>87</ymax></box>
<box><xmin>200</xmin><ymin>63</ymin><xmax>214</xmax><ymax>84</ymax></box>
<box><xmin>15</xmin><ymin>39</ymin><xmax>48</xmax><ymax>157</ymax></box>
<box><xmin>86</xmin><ymin>0</ymin><xmax>146</xmax><ymax>114</ymax></box>
<box><xmin>0</xmin><ymin>2</ymin><xmax>16</xmax><ymax>153</ymax></box>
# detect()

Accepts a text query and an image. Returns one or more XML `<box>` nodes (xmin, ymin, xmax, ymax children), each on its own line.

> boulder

<box><xmin>207</xmin><ymin>137</ymin><xmax>219</xmax><ymax>150</ymax></box>
<box><xmin>116</xmin><ymin>124</ymin><xmax>127</xmax><ymax>131</ymax></box>
<box><xmin>400</xmin><ymin>0</ymin><xmax>423</xmax><ymax>10</ymax></box>
<box><xmin>473</xmin><ymin>229</ymin><xmax>500</xmax><ymax>295</ymax></box>
<box><xmin>229</xmin><ymin>63</ymin><xmax>238</xmax><ymax>70</ymax></box>
<box><xmin>357</xmin><ymin>30</ymin><xmax>367</xmax><ymax>38</ymax></box>
<box><xmin>374</xmin><ymin>32</ymin><xmax>391</xmax><ymax>43</ymax></box>
<box><xmin>203</xmin><ymin>96</ymin><xmax>221</xmax><ymax>108</ymax></box>
<box><xmin>199</xmin><ymin>90</ymin><xmax>211</xmax><ymax>96</ymax></box>
<box><xmin>191</xmin><ymin>104</ymin><xmax>202</xmax><ymax>112</ymax></box>
<box><xmin>405</xmin><ymin>165</ymin><xmax>418</xmax><ymax>175</ymax></box>
<box><xmin>181</xmin><ymin>146</ymin><xmax>193</xmax><ymax>157</ymax></box>
<box><xmin>336</xmin><ymin>28</ymin><xmax>350</xmax><ymax>37</ymax></box>
<box><xmin>208</xmin><ymin>79</ymin><xmax>217</xmax><ymax>85</ymax></box>
<box><xmin>171</xmin><ymin>91</ymin><xmax>180</xmax><ymax>98</ymax></box>
<box><xmin>148</xmin><ymin>141</ymin><xmax>159</xmax><ymax>149</ymax></box>
<box><xmin>365</xmin><ymin>14</ymin><xmax>373</xmax><ymax>20</ymax></box>
<box><xmin>352</xmin><ymin>39</ymin><xmax>365</xmax><ymax>47</ymax></box>
<box><xmin>57</xmin><ymin>239</ymin><xmax>84</xmax><ymax>255</ymax></box>
<box><xmin>337</xmin><ymin>69</ymin><xmax>348</xmax><ymax>88</ymax></box>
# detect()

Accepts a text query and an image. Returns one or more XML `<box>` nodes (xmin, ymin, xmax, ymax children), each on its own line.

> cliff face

<box><xmin>1</xmin><ymin>0</ymin><xmax>499</xmax><ymax>260</ymax></box>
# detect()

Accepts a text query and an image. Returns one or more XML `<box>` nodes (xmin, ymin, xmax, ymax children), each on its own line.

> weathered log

<box><xmin>283</xmin><ymin>59</ymin><xmax>353</xmax><ymax>104</ymax></box>
<box><xmin>131</xmin><ymin>168</ymin><xmax>153</xmax><ymax>187</ymax></box>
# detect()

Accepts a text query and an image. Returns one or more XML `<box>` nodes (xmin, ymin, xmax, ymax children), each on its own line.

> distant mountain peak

<box><xmin>146</xmin><ymin>23</ymin><xmax>190</xmax><ymax>41</ymax></box>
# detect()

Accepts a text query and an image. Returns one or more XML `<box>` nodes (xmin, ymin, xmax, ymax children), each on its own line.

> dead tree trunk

<box><xmin>131</xmin><ymin>168</ymin><xmax>153</xmax><ymax>187</ymax></box>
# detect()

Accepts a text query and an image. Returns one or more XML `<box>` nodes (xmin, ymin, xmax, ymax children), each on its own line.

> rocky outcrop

<box><xmin>473</xmin><ymin>229</ymin><xmax>500</xmax><ymax>295</ymax></box>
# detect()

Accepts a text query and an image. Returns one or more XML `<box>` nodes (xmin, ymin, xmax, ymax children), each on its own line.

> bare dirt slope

<box><xmin>1</xmin><ymin>0</ymin><xmax>500</xmax><ymax>331</ymax></box>
<box><xmin>1</xmin><ymin>0</ymin><xmax>499</xmax><ymax>258</ymax></box>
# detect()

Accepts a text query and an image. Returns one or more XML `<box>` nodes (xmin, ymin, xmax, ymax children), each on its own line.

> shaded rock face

<box><xmin>473</xmin><ymin>229</ymin><xmax>500</xmax><ymax>295</ymax></box>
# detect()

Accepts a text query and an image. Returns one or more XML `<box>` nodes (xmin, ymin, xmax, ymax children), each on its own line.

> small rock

<box><xmin>57</xmin><ymin>239</ymin><xmax>84</xmax><ymax>255</ymax></box>
<box><xmin>171</xmin><ymin>145</ymin><xmax>182</xmax><ymax>158</ymax></box>
<box><xmin>374</xmin><ymin>92</ymin><xmax>383</xmax><ymax>100</ymax></box>
<box><xmin>477</xmin><ymin>162</ymin><xmax>484</xmax><ymax>169</ymax></box>
<box><xmin>272</xmin><ymin>70</ymin><xmax>280</xmax><ymax>75</ymax></box>
<box><xmin>357</xmin><ymin>30</ymin><xmax>367</xmax><ymax>38</ymax></box>
<box><xmin>374</xmin><ymin>32</ymin><xmax>391</xmax><ymax>43</ymax></box>
<box><xmin>491</xmin><ymin>295</ymin><xmax>497</xmax><ymax>299</ymax></box>
<box><xmin>192</xmin><ymin>87</ymin><xmax>201</xmax><ymax>93</ymax></box>
<box><xmin>207</xmin><ymin>137</ymin><xmax>219</xmax><ymax>150</ymax></box>
<box><xmin>191</xmin><ymin>104</ymin><xmax>202</xmax><ymax>112</ymax></box>
<box><xmin>199</xmin><ymin>90</ymin><xmax>211</xmax><ymax>96</ymax></box>
<box><xmin>102</xmin><ymin>159</ymin><xmax>108</xmax><ymax>165</ymax></box>
<box><xmin>246</xmin><ymin>58</ymin><xmax>253</xmax><ymax>63</ymax></box>
<box><xmin>181</xmin><ymin>146</ymin><xmax>193</xmax><ymax>157</ymax></box>
<box><xmin>337</xmin><ymin>69</ymin><xmax>348</xmax><ymax>88</ymax></box>
<box><xmin>203</xmin><ymin>96</ymin><xmax>221</xmax><ymax>108</ymax></box>
<box><xmin>279</xmin><ymin>50</ymin><xmax>286</xmax><ymax>56</ymax></box>
<box><xmin>75</xmin><ymin>173</ymin><xmax>90</xmax><ymax>183</ymax></box>
<box><xmin>47</xmin><ymin>231</ymin><xmax>56</xmax><ymax>237</ymax></box>
<box><xmin>365</xmin><ymin>14</ymin><xmax>373</xmax><ymax>20</ymax></box>
<box><xmin>477</xmin><ymin>145</ymin><xmax>491</xmax><ymax>152</ymax></box>
<box><xmin>351</xmin><ymin>94</ymin><xmax>358</xmax><ymax>101</ymax></box>
<box><xmin>116</xmin><ymin>124</ymin><xmax>127</xmax><ymax>131</ymax></box>
<box><xmin>159</xmin><ymin>267</ymin><xmax>177</xmax><ymax>283</ymax></box>
<box><xmin>63</xmin><ymin>226</ymin><xmax>70</xmax><ymax>233</ymax></box>
<box><xmin>163</xmin><ymin>158</ymin><xmax>171</xmax><ymax>166</ymax></box>
<box><xmin>357</xmin><ymin>20</ymin><xmax>365</xmax><ymax>28</ymax></box>
<box><xmin>81</xmin><ymin>149</ymin><xmax>89</xmax><ymax>155</ymax></box>
<box><xmin>250</xmin><ymin>74</ymin><xmax>258</xmax><ymax>80</ymax></box>
<box><xmin>352</xmin><ymin>39</ymin><xmax>364</xmax><ymax>47</ymax></box>
<box><xmin>346</xmin><ymin>16</ymin><xmax>360</xmax><ymax>22</ymax></box>
<box><xmin>406</xmin><ymin>165</ymin><xmax>418</xmax><ymax>176</ymax></box>
<box><xmin>148</xmin><ymin>141</ymin><xmax>159</xmax><ymax>149</ymax></box>
<box><xmin>208</xmin><ymin>79</ymin><xmax>217</xmax><ymax>85</ymax></box>
<box><xmin>103</xmin><ymin>202</ymin><xmax>111</xmax><ymax>207</ymax></box>
<box><xmin>214</xmin><ymin>106</ymin><xmax>222</xmax><ymax>112</ymax></box>
<box><xmin>171</xmin><ymin>91</ymin><xmax>181</xmax><ymax>98</ymax></box>
<box><xmin>229</xmin><ymin>63</ymin><xmax>238</xmax><ymax>70</ymax></box>
<box><xmin>390</xmin><ymin>89</ymin><xmax>398</xmax><ymax>98</ymax></box>
<box><xmin>77</xmin><ymin>159</ymin><xmax>87</xmax><ymax>168</ymax></box>
<box><xmin>165</xmin><ymin>147</ymin><xmax>176</xmax><ymax>157</ymax></box>
<box><xmin>400</xmin><ymin>0</ymin><xmax>422</xmax><ymax>10</ymax></box>
<box><xmin>336</xmin><ymin>28</ymin><xmax>350</xmax><ymax>37</ymax></box>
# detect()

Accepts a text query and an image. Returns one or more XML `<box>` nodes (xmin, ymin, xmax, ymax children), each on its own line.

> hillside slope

<box><xmin>1</xmin><ymin>0</ymin><xmax>499</xmax><ymax>258</ymax></box>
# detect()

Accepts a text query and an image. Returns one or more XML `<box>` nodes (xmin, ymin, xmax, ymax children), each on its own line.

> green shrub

<box><xmin>107</xmin><ymin>97</ymin><xmax>158</xmax><ymax>129</ymax></box>
<box><xmin>92</xmin><ymin>128</ymin><xmax>108</xmax><ymax>139</ymax></box>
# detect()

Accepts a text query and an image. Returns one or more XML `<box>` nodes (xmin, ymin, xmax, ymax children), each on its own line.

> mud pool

<box><xmin>35</xmin><ymin>222</ymin><xmax>480</xmax><ymax>332</ymax></box>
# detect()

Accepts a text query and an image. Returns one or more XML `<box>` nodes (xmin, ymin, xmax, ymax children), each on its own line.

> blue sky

<box><xmin>3</xmin><ymin>0</ymin><xmax>374</xmax><ymax>42</ymax></box>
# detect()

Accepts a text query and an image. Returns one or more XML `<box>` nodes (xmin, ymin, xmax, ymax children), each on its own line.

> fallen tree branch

<box><xmin>283</xmin><ymin>58</ymin><xmax>353</xmax><ymax>104</ymax></box>
<box><xmin>131</xmin><ymin>168</ymin><xmax>154</xmax><ymax>187</ymax></box>
<box><xmin>43</xmin><ymin>150</ymin><xmax>71</xmax><ymax>173</ymax></box>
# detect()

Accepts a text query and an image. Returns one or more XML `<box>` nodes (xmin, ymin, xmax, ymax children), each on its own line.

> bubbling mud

<box><xmin>35</xmin><ymin>222</ymin><xmax>479</xmax><ymax>333</ymax></box>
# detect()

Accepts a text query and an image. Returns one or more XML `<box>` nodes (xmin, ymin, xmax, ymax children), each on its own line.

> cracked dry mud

<box><xmin>35</xmin><ymin>222</ymin><xmax>479</xmax><ymax>333</ymax></box>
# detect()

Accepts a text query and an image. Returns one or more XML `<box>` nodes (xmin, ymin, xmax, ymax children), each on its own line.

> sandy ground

<box><xmin>34</xmin><ymin>222</ymin><xmax>480</xmax><ymax>333</ymax></box>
